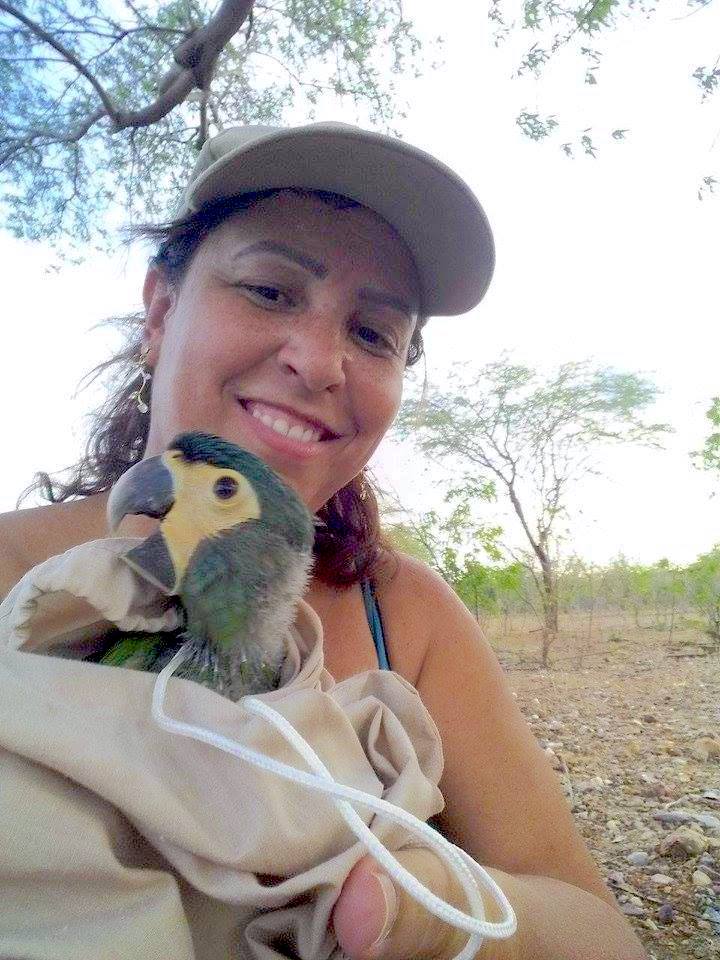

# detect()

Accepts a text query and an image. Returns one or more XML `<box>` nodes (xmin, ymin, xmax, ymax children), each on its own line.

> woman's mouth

<box><xmin>244</xmin><ymin>400</ymin><xmax>324</xmax><ymax>442</ymax></box>
<box><xmin>236</xmin><ymin>399</ymin><xmax>340</xmax><ymax>458</ymax></box>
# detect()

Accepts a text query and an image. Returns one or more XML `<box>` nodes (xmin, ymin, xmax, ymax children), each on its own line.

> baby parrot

<box><xmin>92</xmin><ymin>432</ymin><xmax>315</xmax><ymax>701</ymax></box>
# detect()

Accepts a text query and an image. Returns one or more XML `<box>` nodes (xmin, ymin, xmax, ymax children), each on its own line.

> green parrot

<box><xmin>91</xmin><ymin>431</ymin><xmax>315</xmax><ymax>701</ymax></box>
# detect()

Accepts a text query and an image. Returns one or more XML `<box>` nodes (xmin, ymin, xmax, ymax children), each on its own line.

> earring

<box><xmin>131</xmin><ymin>346</ymin><xmax>152</xmax><ymax>414</ymax></box>
<box><xmin>359</xmin><ymin>476</ymin><xmax>369</xmax><ymax>502</ymax></box>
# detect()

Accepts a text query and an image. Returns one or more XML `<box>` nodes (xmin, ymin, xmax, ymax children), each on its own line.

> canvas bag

<box><xmin>0</xmin><ymin>538</ymin><xmax>445</xmax><ymax>960</ymax></box>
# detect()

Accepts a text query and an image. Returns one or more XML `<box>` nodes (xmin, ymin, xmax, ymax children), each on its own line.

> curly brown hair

<box><xmin>22</xmin><ymin>189</ymin><xmax>424</xmax><ymax>587</ymax></box>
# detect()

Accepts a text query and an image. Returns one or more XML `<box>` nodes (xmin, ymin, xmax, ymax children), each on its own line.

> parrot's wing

<box><xmin>97</xmin><ymin>633</ymin><xmax>171</xmax><ymax>669</ymax></box>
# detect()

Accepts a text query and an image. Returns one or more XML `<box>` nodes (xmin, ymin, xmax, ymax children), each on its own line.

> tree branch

<box><xmin>113</xmin><ymin>0</ymin><xmax>256</xmax><ymax>131</ymax></box>
<box><xmin>507</xmin><ymin>478</ymin><xmax>545</xmax><ymax>569</ymax></box>
<box><xmin>1</xmin><ymin>0</ymin><xmax>255</xmax><ymax>139</ymax></box>
<box><xmin>0</xmin><ymin>107</ymin><xmax>105</xmax><ymax>166</ymax></box>
<box><xmin>0</xmin><ymin>0</ymin><xmax>121</xmax><ymax>122</ymax></box>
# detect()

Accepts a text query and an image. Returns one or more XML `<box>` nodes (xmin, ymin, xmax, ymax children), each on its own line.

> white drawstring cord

<box><xmin>152</xmin><ymin>644</ymin><xmax>517</xmax><ymax>959</ymax></box>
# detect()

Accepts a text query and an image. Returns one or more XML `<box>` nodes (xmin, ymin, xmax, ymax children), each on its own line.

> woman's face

<box><xmin>142</xmin><ymin>192</ymin><xmax>421</xmax><ymax>512</ymax></box>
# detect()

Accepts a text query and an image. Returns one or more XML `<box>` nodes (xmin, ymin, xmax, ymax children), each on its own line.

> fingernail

<box><xmin>370</xmin><ymin>871</ymin><xmax>399</xmax><ymax>948</ymax></box>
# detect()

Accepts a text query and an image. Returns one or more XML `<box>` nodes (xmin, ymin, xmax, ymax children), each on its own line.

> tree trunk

<box><xmin>503</xmin><ymin>481</ymin><xmax>558</xmax><ymax>663</ymax></box>
<box><xmin>667</xmin><ymin>593</ymin><xmax>677</xmax><ymax>646</ymax></box>
<box><xmin>708</xmin><ymin>603</ymin><xmax>720</xmax><ymax>642</ymax></box>
<box><xmin>539</xmin><ymin>559</ymin><xmax>558</xmax><ymax>668</ymax></box>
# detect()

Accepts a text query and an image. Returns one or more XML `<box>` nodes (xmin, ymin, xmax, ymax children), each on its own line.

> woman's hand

<box><xmin>332</xmin><ymin>849</ymin><xmax>649</xmax><ymax>960</ymax></box>
<box><xmin>331</xmin><ymin>850</ymin><xmax>502</xmax><ymax>960</ymax></box>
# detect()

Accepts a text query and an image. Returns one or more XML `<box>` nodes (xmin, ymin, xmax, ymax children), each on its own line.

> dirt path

<box><xmin>494</xmin><ymin>630</ymin><xmax>719</xmax><ymax>959</ymax></box>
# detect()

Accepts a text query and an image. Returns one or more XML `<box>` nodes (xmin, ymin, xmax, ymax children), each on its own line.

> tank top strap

<box><xmin>360</xmin><ymin>578</ymin><xmax>390</xmax><ymax>670</ymax></box>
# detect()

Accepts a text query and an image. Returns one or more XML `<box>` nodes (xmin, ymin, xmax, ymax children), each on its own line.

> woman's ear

<box><xmin>142</xmin><ymin>266</ymin><xmax>176</xmax><ymax>358</ymax></box>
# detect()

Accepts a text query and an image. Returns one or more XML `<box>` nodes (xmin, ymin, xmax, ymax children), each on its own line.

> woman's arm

<box><xmin>0</xmin><ymin>539</ymin><xmax>27</xmax><ymax>603</ymax></box>
<box><xmin>333</xmin><ymin>557</ymin><xmax>647</xmax><ymax>960</ymax></box>
<box><xmin>0</xmin><ymin>496</ymin><xmax>109</xmax><ymax>602</ymax></box>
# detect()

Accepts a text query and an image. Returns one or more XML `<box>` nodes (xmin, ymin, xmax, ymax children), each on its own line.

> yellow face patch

<box><xmin>160</xmin><ymin>451</ymin><xmax>261</xmax><ymax>583</ymax></box>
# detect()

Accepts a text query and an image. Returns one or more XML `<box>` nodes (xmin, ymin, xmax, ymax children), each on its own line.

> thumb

<box><xmin>332</xmin><ymin>849</ymin><xmax>470</xmax><ymax>960</ymax></box>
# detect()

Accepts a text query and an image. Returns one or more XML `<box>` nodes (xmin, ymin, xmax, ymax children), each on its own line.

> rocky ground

<box><xmin>487</xmin><ymin>617</ymin><xmax>720</xmax><ymax>959</ymax></box>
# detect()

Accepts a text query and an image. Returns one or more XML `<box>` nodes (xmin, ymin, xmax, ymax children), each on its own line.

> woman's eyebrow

<box><xmin>232</xmin><ymin>242</ymin><xmax>415</xmax><ymax>317</ymax></box>
<box><xmin>359</xmin><ymin>287</ymin><xmax>415</xmax><ymax>319</ymax></box>
<box><xmin>232</xmin><ymin>240</ymin><xmax>327</xmax><ymax>277</ymax></box>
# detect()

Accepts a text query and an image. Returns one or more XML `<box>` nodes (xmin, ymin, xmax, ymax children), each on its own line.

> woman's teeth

<box><xmin>248</xmin><ymin>404</ymin><xmax>322</xmax><ymax>443</ymax></box>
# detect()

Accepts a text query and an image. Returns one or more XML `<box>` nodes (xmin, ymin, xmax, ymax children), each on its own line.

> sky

<box><xmin>1</xmin><ymin>0</ymin><xmax>718</xmax><ymax>566</ymax></box>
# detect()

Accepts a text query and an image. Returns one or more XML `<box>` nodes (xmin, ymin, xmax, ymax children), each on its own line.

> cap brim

<box><xmin>185</xmin><ymin>123</ymin><xmax>494</xmax><ymax>317</ymax></box>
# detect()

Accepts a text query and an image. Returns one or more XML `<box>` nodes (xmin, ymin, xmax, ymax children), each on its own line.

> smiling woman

<box><xmin>0</xmin><ymin>122</ymin><xmax>647</xmax><ymax>960</ymax></box>
<box><xmin>140</xmin><ymin>189</ymin><xmax>421</xmax><ymax>516</ymax></box>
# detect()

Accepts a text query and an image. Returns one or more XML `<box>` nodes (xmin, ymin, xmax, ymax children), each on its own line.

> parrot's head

<box><xmin>107</xmin><ymin>432</ymin><xmax>315</xmax><ymax>597</ymax></box>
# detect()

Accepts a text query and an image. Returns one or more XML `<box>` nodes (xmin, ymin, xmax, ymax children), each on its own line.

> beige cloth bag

<box><xmin>0</xmin><ymin>539</ymin><xmax>445</xmax><ymax>960</ymax></box>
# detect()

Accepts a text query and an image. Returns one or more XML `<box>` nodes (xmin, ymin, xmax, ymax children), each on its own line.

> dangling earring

<box><xmin>359</xmin><ymin>475</ymin><xmax>369</xmax><ymax>502</ymax></box>
<box><xmin>131</xmin><ymin>345</ymin><xmax>152</xmax><ymax>414</ymax></box>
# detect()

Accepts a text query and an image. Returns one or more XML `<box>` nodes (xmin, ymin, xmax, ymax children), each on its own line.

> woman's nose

<box><xmin>276</xmin><ymin>323</ymin><xmax>347</xmax><ymax>393</ymax></box>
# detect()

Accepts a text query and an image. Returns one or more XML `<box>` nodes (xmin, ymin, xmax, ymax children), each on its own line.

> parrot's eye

<box><xmin>213</xmin><ymin>475</ymin><xmax>239</xmax><ymax>500</ymax></box>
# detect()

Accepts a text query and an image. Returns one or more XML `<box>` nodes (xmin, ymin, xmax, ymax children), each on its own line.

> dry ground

<box><xmin>485</xmin><ymin>612</ymin><xmax>720</xmax><ymax>960</ymax></box>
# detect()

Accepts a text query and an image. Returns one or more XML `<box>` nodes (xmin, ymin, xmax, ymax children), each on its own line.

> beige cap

<box><xmin>180</xmin><ymin>121</ymin><xmax>494</xmax><ymax>317</ymax></box>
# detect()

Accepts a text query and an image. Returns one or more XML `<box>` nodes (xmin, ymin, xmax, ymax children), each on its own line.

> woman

<box><xmin>0</xmin><ymin>122</ymin><xmax>646</xmax><ymax>960</ymax></box>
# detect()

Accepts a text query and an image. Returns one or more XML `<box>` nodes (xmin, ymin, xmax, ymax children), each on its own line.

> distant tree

<box><xmin>685</xmin><ymin>545</ymin><xmax>720</xmax><ymax>643</ymax></box>
<box><xmin>383</xmin><ymin>478</ymin><xmax>505</xmax><ymax>621</ymax></box>
<box><xmin>0</xmin><ymin>0</ymin><xmax>422</xmax><ymax>246</ymax></box>
<box><xmin>385</xmin><ymin>501</ymin><xmax>528</xmax><ymax>629</ymax></box>
<box><xmin>490</xmin><ymin>0</ymin><xmax>719</xmax><ymax>193</ymax></box>
<box><xmin>397</xmin><ymin>358</ymin><xmax>671</xmax><ymax>665</ymax></box>
<box><xmin>693</xmin><ymin>396</ymin><xmax>720</xmax><ymax>475</ymax></box>
<box><xmin>383</xmin><ymin>520</ymin><xmax>435</xmax><ymax>566</ymax></box>
<box><xmin>646</xmin><ymin>558</ymin><xmax>686</xmax><ymax>638</ymax></box>
<box><xmin>626</xmin><ymin>565</ymin><xmax>654</xmax><ymax>626</ymax></box>
<box><xmin>604</xmin><ymin>555</ymin><xmax>653</xmax><ymax>626</ymax></box>
<box><xmin>456</xmin><ymin>560</ymin><xmax>527</xmax><ymax>626</ymax></box>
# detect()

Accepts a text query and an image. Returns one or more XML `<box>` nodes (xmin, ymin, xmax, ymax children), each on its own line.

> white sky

<box><xmin>1</xmin><ymin>0</ymin><xmax>718</xmax><ymax>566</ymax></box>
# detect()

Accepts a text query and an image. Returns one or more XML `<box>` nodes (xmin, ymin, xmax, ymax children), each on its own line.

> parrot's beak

<box><xmin>107</xmin><ymin>455</ymin><xmax>175</xmax><ymax>533</ymax></box>
<box><xmin>108</xmin><ymin>456</ymin><xmax>179</xmax><ymax>595</ymax></box>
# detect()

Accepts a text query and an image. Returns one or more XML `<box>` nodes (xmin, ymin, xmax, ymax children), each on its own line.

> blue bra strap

<box><xmin>361</xmin><ymin>579</ymin><xmax>390</xmax><ymax>671</ymax></box>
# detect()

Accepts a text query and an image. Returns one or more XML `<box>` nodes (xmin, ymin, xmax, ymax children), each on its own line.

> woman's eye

<box><xmin>354</xmin><ymin>324</ymin><xmax>398</xmax><ymax>355</ymax></box>
<box><xmin>240</xmin><ymin>284</ymin><xmax>293</xmax><ymax>308</ymax></box>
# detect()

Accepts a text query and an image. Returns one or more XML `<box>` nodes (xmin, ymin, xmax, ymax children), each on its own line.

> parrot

<box><xmin>89</xmin><ymin>431</ymin><xmax>315</xmax><ymax>701</ymax></box>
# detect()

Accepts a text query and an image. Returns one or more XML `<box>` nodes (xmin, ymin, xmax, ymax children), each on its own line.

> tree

<box><xmin>453</xmin><ymin>559</ymin><xmax>527</xmax><ymax>626</ymax></box>
<box><xmin>685</xmin><ymin>545</ymin><xmax>720</xmax><ymax>644</ymax></box>
<box><xmin>490</xmin><ymin>0</ymin><xmax>719</xmax><ymax>192</ymax></box>
<box><xmin>397</xmin><ymin>358</ymin><xmax>671</xmax><ymax>665</ymax></box>
<box><xmin>0</xmin><ymin>0</ymin><xmax>422</xmax><ymax>245</ymax></box>
<box><xmin>693</xmin><ymin>396</ymin><xmax>720</xmax><ymax>475</ymax></box>
<box><xmin>382</xmin><ymin>479</ymin><xmax>505</xmax><ymax>621</ymax></box>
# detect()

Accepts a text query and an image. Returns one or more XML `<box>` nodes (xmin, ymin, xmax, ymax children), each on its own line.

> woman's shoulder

<box><xmin>0</xmin><ymin>496</ymin><xmax>107</xmax><ymax>602</ymax></box>
<box><xmin>375</xmin><ymin>550</ymin><xmax>518</xmax><ymax>720</ymax></box>
<box><xmin>375</xmin><ymin>552</ymin><xmax>471</xmax><ymax>685</ymax></box>
<box><xmin>377</xmin><ymin>552</ymin><xmax>460</xmax><ymax>616</ymax></box>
